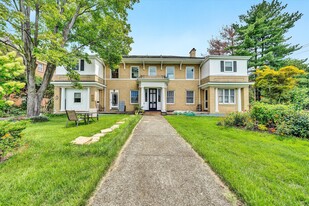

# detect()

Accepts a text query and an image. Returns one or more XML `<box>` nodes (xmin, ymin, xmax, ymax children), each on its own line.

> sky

<box><xmin>127</xmin><ymin>0</ymin><xmax>309</xmax><ymax>60</ymax></box>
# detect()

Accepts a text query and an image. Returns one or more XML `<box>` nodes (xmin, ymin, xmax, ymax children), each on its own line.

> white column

<box><xmin>162</xmin><ymin>87</ymin><xmax>166</xmax><ymax>112</ymax></box>
<box><xmin>103</xmin><ymin>87</ymin><xmax>106</xmax><ymax>112</ymax></box>
<box><xmin>60</xmin><ymin>87</ymin><xmax>66</xmax><ymax>111</ymax></box>
<box><xmin>238</xmin><ymin>88</ymin><xmax>242</xmax><ymax>112</ymax></box>
<box><xmin>141</xmin><ymin>86</ymin><xmax>145</xmax><ymax>109</ymax></box>
<box><xmin>215</xmin><ymin>87</ymin><xmax>219</xmax><ymax>113</ymax></box>
<box><xmin>87</xmin><ymin>87</ymin><xmax>91</xmax><ymax>111</ymax></box>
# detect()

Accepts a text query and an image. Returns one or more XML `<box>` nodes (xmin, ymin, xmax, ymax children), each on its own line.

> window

<box><xmin>166</xmin><ymin>66</ymin><xmax>175</xmax><ymax>79</ymax></box>
<box><xmin>186</xmin><ymin>91</ymin><xmax>194</xmax><ymax>104</ymax></box>
<box><xmin>167</xmin><ymin>91</ymin><xmax>175</xmax><ymax>104</ymax></box>
<box><xmin>74</xmin><ymin>93</ymin><xmax>81</xmax><ymax>103</ymax></box>
<box><xmin>221</xmin><ymin>61</ymin><xmax>237</xmax><ymax>72</ymax></box>
<box><xmin>186</xmin><ymin>67</ymin><xmax>194</xmax><ymax>79</ymax></box>
<box><xmin>130</xmin><ymin>90</ymin><xmax>139</xmax><ymax>104</ymax></box>
<box><xmin>145</xmin><ymin>89</ymin><xmax>148</xmax><ymax>102</ymax></box>
<box><xmin>37</xmin><ymin>63</ymin><xmax>43</xmax><ymax>72</ymax></box>
<box><xmin>72</xmin><ymin>59</ymin><xmax>84</xmax><ymax>71</ymax></box>
<box><xmin>158</xmin><ymin>89</ymin><xmax>161</xmax><ymax>102</ymax></box>
<box><xmin>111</xmin><ymin>68</ymin><xmax>119</xmax><ymax>78</ymax></box>
<box><xmin>149</xmin><ymin>66</ymin><xmax>157</xmax><ymax>76</ymax></box>
<box><xmin>218</xmin><ymin>89</ymin><xmax>235</xmax><ymax>104</ymax></box>
<box><xmin>131</xmin><ymin>66</ymin><xmax>139</xmax><ymax>78</ymax></box>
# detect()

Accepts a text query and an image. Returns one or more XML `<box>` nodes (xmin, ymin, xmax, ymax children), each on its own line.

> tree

<box><xmin>0</xmin><ymin>51</ymin><xmax>25</xmax><ymax>109</ymax></box>
<box><xmin>0</xmin><ymin>0</ymin><xmax>137</xmax><ymax>117</ymax></box>
<box><xmin>255</xmin><ymin>66</ymin><xmax>305</xmax><ymax>104</ymax></box>
<box><xmin>234</xmin><ymin>0</ymin><xmax>303</xmax><ymax>70</ymax></box>
<box><xmin>207</xmin><ymin>25</ymin><xmax>237</xmax><ymax>55</ymax></box>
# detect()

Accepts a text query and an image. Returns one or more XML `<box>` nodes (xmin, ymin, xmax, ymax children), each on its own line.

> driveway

<box><xmin>88</xmin><ymin>116</ymin><xmax>235</xmax><ymax>206</ymax></box>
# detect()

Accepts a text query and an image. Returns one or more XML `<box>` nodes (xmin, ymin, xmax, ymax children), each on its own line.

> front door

<box><xmin>149</xmin><ymin>88</ymin><xmax>157</xmax><ymax>111</ymax></box>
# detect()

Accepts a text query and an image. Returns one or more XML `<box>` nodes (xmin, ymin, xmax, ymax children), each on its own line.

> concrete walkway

<box><xmin>89</xmin><ymin>116</ymin><xmax>235</xmax><ymax>206</ymax></box>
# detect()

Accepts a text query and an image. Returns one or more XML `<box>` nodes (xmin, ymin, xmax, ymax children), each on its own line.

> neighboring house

<box><xmin>51</xmin><ymin>49</ymin><xmax>253</xmax><ymax>114</ymax></box>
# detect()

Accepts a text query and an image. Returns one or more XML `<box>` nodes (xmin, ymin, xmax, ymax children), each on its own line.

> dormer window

<box><xmin>73</xmin><ymin>59</ymin><xmax>85</xmax><ymax>71</ymax></box>
<box><xmin>221</xmin><ymin>61</ymin><xmax>237</xmax><ymax>72</ymax></box>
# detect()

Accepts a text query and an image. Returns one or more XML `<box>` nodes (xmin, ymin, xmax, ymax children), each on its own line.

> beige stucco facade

<box><xmin>51</xmin><ymin>54</ymin><xmax>253</xmax><ymax>114</ymax></box>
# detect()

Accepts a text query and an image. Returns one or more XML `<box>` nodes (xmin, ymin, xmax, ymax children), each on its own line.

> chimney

<box><xmin>189</xmin><ymin>48</ymin><xmax>196</xmax><ymax>57</ymax></box>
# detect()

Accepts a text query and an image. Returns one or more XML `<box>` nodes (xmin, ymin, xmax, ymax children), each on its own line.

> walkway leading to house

<box><xmin>88</xmin><ymin>116</ymin><xmax>235</xmax><ymax>206</ymax></box>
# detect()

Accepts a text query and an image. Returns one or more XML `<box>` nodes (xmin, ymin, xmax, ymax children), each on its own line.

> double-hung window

<box><xmin>220</xmin><ymin>61</ymin><xmax>237</xmax><ymax>72</ymax></box>
<box><xmin>131</xmin><ymin>66</ymin><xmax>139</xmax><ymax>79</ymax></box>
<box><xmin>130</xmin><ymin>90</ymin><xmax>139</xmax><ymax>104</ymax></box>
<box><xmin>73</xmin><ymin>59</ymin><xmax>85</xmax><ymax>71</ymax></box>
<box><xmin>186</xmin><ymin>91</ymin><xmax>194</xmax><ymax>104</ymax></box>
<box><xmin>37</xmin><ymin>63</ymin><xmax>43</xmax><ymax>72</ymax></box>
<box><xmin>166</xmin><ymin>66</ymin><xmax>175</xmax><ymax>79</ymax></box>
<box><xmin>111</xmin><ymin>68</ymin><xmax>119</xmax><ymax>78</ymax></box>
<box><xmin>149</xmin><ymin>66</ymin><xmax>157</xmax><ymax>76</ymax></box>
<box><xmin>186</xmin><ymin>67</ymin><xmax>194</xmax><ymax>79</ymax></box>
<box><xmin>167</xmin><ymin>91</ymin><xmax>175</xmax><ymax>104</ymax></box>
<box><xmin>74</xmin><ymin>93</ymin><xmax>81</xmax><ymax>103</ymax></box>
<box><xmin>218</xmin><ymin>89</ymin><xmax>235</xmax><ymax>104</ymax></box>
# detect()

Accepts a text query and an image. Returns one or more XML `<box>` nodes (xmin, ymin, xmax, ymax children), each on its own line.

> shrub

<box><xmin>30</xmin><ymin>115</ymin><xmax>49</xmax><ymax>123</ymax></box>
<box><xmin>0</xmin><ymin>121</ymin><xmax>27</xmax><ymax>158</ymax></box>
<box><xmin>250</xmin><ymin>102</ymin><xmax>293</xmax><ymax>126</ymax></box>
<box><xmin>257</xmin><ymin>124</ymin><xmax>268</xmax><ymax>131</ymax></box>
<box><xmin>276</xmin><ymin>112</ymin><xmax>309</xmax><ymax>138</ymax></box>
<box><xmin>223</xmin><ymin>112</ymin><xmax>250</xmax><ymax>127</ymax></box>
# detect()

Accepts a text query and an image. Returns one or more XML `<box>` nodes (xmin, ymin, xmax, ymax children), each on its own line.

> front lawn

<box><xmin>0</xmin><ymin>114</ymin><xmax>141</xmax><ymax>206</ymax></box>
<box><xmin>165</xmin><ymin>116</ymin><xmax>309</xmax><ymax>206</ymax></box>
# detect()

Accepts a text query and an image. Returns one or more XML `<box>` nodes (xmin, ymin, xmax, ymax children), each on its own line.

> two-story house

<box><xmin>51</xmin><ymin>49</ymin><xmax>252</xmax><ymax>114</ymax></box>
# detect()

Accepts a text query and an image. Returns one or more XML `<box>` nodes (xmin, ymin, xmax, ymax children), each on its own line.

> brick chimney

<box><xmin>189</xmin><ymin>48</ymin><xmax>196</xmax><ymax>57</ymax></box>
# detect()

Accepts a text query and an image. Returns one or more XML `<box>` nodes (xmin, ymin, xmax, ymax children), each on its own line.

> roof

<box><xmin>122</xmin><ymin>55</ymin><xmax>204</xmax><ymax>59</ymax></box>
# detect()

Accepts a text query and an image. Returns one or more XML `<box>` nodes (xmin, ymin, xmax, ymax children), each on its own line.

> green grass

<box><xmin>165</xmin><ymin>116</ymin><xmax>309</xmax><ymax>206</ymax></box>
<box><xmin>0</xmin><ymin>114</ymin><xmax>141</xmax><ymax>206</ymax></box>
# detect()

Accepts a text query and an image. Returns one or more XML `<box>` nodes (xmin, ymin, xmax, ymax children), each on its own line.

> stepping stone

<box><xmin>110</xmin><ymin>125</ymin><xmax>120</xmax><ymax>130</ymax></box>
<box><xmin>86</xmin><ymin>136</ymin><xmax>100</xmax><ymax>144</ymax></box>
<box><xmin>92</xmin><ymin>133</ymin><xmax>105</xmax><ymax>138</ymax></box>
<box><xmin>101</xmin><ymin>128</ymin><xmax>113</xmax><ymax>133</ymax></box>
<box><xmin>72</xmin><ymin>136</ymin><xmax>92</xmax><ymax>145</ymax></box>
<box><xmin>116</xmin><ymin>121</ymin><xmax>125</xmax><ymax>124</ymax></box>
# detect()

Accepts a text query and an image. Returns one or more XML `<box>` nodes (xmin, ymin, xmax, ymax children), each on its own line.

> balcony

<box><xmin>137</xmin><ymin>75</ymin><xmax>169</xmax><ymax>83</ymax></box>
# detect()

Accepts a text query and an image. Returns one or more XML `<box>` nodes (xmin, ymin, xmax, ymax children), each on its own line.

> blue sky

<box><xmin>127</xmin><ymin>0</ymin><xmax>309</xmax><ymax>60</ymax></box>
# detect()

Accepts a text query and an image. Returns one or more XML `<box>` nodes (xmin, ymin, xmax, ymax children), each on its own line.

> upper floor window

<box><xmin>149</xmin><ymin>66</ymin><xmax>157</xmax><ymax>76</ymax></box>
<box><xmin>37</xmin><ymin>63</ymin><xmax>43</xmax><ymax>72</ymax></box>
<box><xmin>186</xmin><ymin>67</ymin><xmax>194</xmax><ymax>79</ymax></box>
<box><xmin>131</xmin><ymin>66</ymin><xmax>139</xmax><ymax>78</ymax></box>
<box><xmin>220</xmin><ymin>61</ymin><xmax>237</xmax><ymax>72</ymax></box>
<box><xmin>111</xmin><ymin>68</ymin><xmax>119</xmax><ymax>78</ymax></box>
<box><xmin>73</xmin><ymin>59</ymin><xmax>85</xmax><ymax>71</ymax></box>
<box><xmin>218</xmin><ymin>89</ymin><xmax>235</xmax><ymax>104</ymax></box>
<box><xmin>166</xmin><ymin>66</ymin><xmax>175</xmax><ymax>79</ymax></box>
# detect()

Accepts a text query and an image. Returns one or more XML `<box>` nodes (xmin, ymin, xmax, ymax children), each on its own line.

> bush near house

<box><xmin>220</xmin><ymin>102</ymin><xmax>309</xmax><ymax>139</ymax></box>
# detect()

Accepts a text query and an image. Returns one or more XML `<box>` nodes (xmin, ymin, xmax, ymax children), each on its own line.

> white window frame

<box><xmin>110</xmin><ymin>90</ymin><xmax>119</xmax><ymax>109</ymax></box>
<box><xmin>167</xmin><ymin>90</ymin><xmax>175</xmax><ymax>104</ymax></box>
<box><xmin>37</xmin><ymin>63</ymin><xmax>43</xmax><ymax>72</ymax></box>
<box><xmin>73</xmin><ymin>92</ymin><xmax>82</xmax><ymax>103</ymax></box>
<box><xmin>130</xmin><ymin>90</ymin><xmax>139</xmax><ymax>104</ymax></box>
<box><xmin>224</xmin><ymin>61</ymin><xmax>233</xmax><ymax>72</ymax></box>
<box><xmin>130</xmin><ymin>66</ymin><xmax>139</xmax><ymax>79</ymax></box>
<box><xmin>186</xmin><ymin>90</ymin><xmax>195</xmax><ymax>104</ymax></box>
<box><xmin>218</xmin><ymin>89</ymin><xmax>235</xmax><ymax>104</ymax></box>
<box><xmin>111</xmin><ymin>68</ymin><xmax>119</xmax><ymax>79</ymax></box>
<box><xmin>186</xmin><ymin>66</ymin><xmax>195</xmax><ymax>79</ymax></box>
<box><xmin>72</xmin><ymin>59</ymin><xmax>85</xmax><ymax>71</ymax></box>
<box><xmin>148</xmin><ymin>66</ymin><xmax>157</xmax><ymax>76</ymax></box>
<box><xmin>166</xmin><ymin>66</ymin><xmax>175</xmax><ymax>79</ymax></box>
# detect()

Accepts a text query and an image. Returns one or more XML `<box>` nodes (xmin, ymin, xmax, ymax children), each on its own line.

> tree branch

<box><xmin>0</xmin><ymin>37</ymin><xmax>21</xmax><ymax>52</ymax></box>
<box><xmin>62</xmin><ymin>4</ymin><xmax>81</xmax><ymax>45</ymax></box>
<box><xmin>34</xmin><ymin>3</ymin><xmax>40</xmax><ymax>47</ymax></box>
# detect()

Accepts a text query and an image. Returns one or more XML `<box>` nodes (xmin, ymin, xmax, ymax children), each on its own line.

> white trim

<box><xmin>51</xmin><ymin>81</ymin><xmax>106</xmax><ymax>88</ymax></box>
<box><xmin>130</xmin><ymin>90</ymin><xmax>139</xmax><ymax>104</ymax></box>
<box><xmin>238</xmin><ymin>88</ymin><xmax>242</xmax><ymax>112</ymax></box>
<box><xmin>186</xmin><ymin>90</ymin><xmax>195</xmax><ymax>104</ymax></box>
<box><xmin>186</xmin><ymin>66</ymin><xmax>195</xmax><ymax>80</ymax></box>
<box><xmin>166</xmin><ymin>90</ymin><xmax>175</xmax><ymax>104</ymax></box>
<box><xmin>166</xmin><ymin>66</ymin><xmax>175</xmax><ymax>79</ymax></box>
<box><xmin>215</xmin><ymin>88</ymin><xmax>219</xmax><ymax>113</ymax></box>
<box><xmin>130</xmin><ymin>66</ymin><xmax>139</xmax><ymax>79</ymax></box>
<box><xmin>148</xmin><ymin>66</ymin><xmax>157</xmax><ymax>76</ymax></box>
<box><xmin>223</xmin><ymin>61</ymin><xmax>233</xmax><ymax>72</ymax></box>
<box><xmin>73</xmin><ymin>92</ymin><xmax>82</xmax><ymax>103</ymax></box>
<box><xmin>218</xmin><ymin>89</ymin><xmax>236</xmax><ymax>105</ymax></box>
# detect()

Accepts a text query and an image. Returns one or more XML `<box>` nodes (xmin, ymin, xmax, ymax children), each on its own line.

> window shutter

<box><xmin>233</xmin><ymin>61</ymin><xmax>237</xmax><ymax>72</ymax></box>
<box><xmin>80</xmin><ymin>59</ymin><xmax>84</xmax><ymax>71</ymax></box>
<box><xmin>220</xmin><ymin>61</ymin><xmax>224</xmax><ymax>72</ymax></box>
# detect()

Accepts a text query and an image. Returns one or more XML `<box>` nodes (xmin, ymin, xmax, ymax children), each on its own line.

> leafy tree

<box><xmin>255</xmin><ymin>66</ymin><xmax>305</xmax><ymax>104</ymax></box>
<box><xmin>207</xmin><ymin>25</ymin><xmax>236</xmax><ymax>55</ymax></box>
<box><xmin>234</xmin><ymin>0</ymin><xmax>302</xmax><ymax>70</ymax></box>
<box><xmin>0</xmin><ymin>51</ymin><xmax>25</xmax><ymax>109</ymax></box>
<box><xmin>0</xmin><ymin>0</ymin><xmax>137</xmax><ymax>117</ymax></box>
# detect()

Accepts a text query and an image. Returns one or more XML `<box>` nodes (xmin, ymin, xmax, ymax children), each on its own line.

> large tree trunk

<box><xmin>27</xmin><ymin>63</ymin><xmax>56</xmax><ymax>117</ymax></box>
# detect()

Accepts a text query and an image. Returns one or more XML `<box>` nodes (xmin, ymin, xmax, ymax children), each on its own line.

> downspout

<box><xmin>104</xmin><ymin>62</ymin><xmax>107</xmax><ymax>112</ymax></box>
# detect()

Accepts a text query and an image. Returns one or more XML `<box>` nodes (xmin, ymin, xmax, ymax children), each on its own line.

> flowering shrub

<box><xmin>0</xmin><ymin>121</ymin><xmax>27</xmax><ymax>159</ymax></box>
